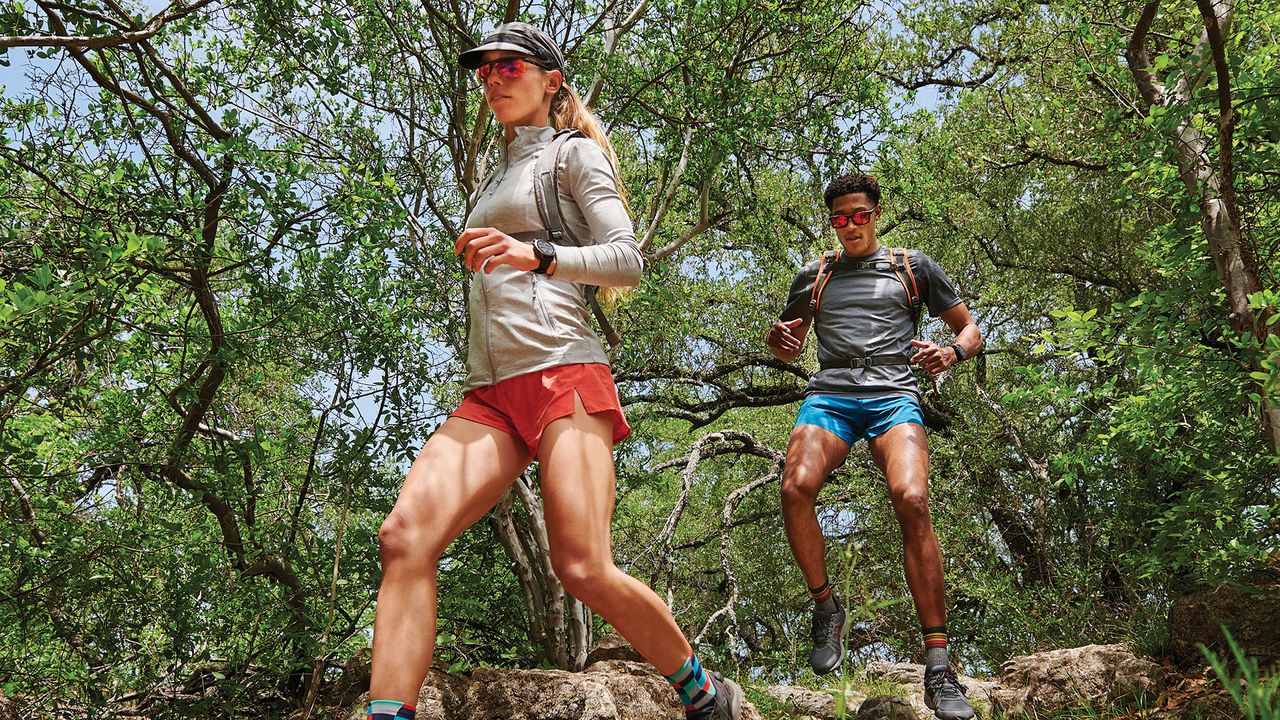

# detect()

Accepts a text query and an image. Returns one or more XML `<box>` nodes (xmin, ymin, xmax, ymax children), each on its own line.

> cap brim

<box><xmin>458</xmin><ymin>41</ymin><xmax>533</xmax><ymax>69</ymax></box>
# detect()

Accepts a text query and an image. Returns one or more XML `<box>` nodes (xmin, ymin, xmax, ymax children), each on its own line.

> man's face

<box><xmin>829</xmin><ymin>192</ymin><xmax>881</xmax><ymax>254</ymax></box>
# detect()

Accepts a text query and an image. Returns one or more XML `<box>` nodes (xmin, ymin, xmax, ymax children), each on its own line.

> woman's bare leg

<box><xmin>369</xmin><ymin>417</ymin><xmax>532</xmax><ymax>703</ymax></box>
<box><xmin>537</xmin><ymin>394</ymin><xmax>692</xmax><ymax>675</ymax></box>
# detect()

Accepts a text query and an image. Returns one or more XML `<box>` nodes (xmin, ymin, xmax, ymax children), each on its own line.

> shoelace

<box><xmin>925</xmin><ymin>667</ymin><xmax>968</xmax><ymax>700</ymax></box>
<box><xmin>811</xmin><ymin>608</ymin><xmax>838</xmax><ymax>645</ymax></box>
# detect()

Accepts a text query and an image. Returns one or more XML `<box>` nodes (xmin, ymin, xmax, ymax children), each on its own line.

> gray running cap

<box><xmin>458</xmin><ymin>22</ymin><xmax>565</xmax><ymax>71</ymax></box>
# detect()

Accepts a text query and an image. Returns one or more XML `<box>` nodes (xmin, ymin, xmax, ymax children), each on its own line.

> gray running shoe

<box><xmin>809</xmin><ymin>597</ymin><xmax>847</xmax><ymax>675</ymax></box>
<box><xmin>924</xmin><ymin>665</ymin><xmax>975</xmax><ymax>720</ymax></box>
<box><xmin>686</xmin><ymin>671</ymin><xmax>744</xmax><ymax>720</ymax></box>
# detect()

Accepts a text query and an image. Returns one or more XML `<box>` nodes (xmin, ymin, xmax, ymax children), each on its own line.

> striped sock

<box><xmin>810</xmin><ymin>580</ymin><xmax>838</xmax><ymax>612</ymax></box>
<box><xmin>809</xmin><ymin>580</ymin><xmax>832</xmax><ymax>604</ymax></box>
<box><xmin>367</xmin><ymin>700</ymin><xmax>417</xmax><ymax>720</ymax></box>
<box><xmin>923</xmin><ymin>625</ymin><xmax>949</xmax><ymax>668</ymax></box>
<box><xmin>665</xmin><ymin>653</ymin><xmax>717</xmax><ymax>715</ymax></box>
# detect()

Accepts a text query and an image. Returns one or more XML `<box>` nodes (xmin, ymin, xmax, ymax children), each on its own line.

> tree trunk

<box><xmin>1125</xmin><ymin>0</ymin><xmax>1280</xmax><ymax>452</ymax></box>
<box><xmin>490</xmin><ymin>471</ymin><xmax>593</xmax><ymax>670</ymax></box>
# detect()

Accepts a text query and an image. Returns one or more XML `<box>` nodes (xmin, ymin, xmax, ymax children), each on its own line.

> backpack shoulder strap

<box><xmin>888</xmin><ymin>247</ymin><xmax>924</xmax><ymax>332</ymax></box>
<box><xmin>809</xmin><ymin>249</ymin><xmax>842</xmax><ymax>312</ymax></box>
<box><xmin>533</xmin><ymin>129</ymin><xmax>622</xmax><ymax>349</ymax></box>
<box><xmin>533</xmin><ymin>128</ymin><xmax>586</xmax><ymax>245</ymax></box>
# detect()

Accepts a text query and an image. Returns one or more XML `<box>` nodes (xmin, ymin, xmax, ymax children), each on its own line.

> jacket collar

<box><xmin>502</xmin><ymin>125</ymin><xmax>556</xmax><ymax>165</ymax></box>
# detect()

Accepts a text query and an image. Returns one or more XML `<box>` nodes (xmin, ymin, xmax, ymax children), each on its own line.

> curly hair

<box><xmin>823</xmin><ymin>173</ymin><xmax>881</xmax><ymax>208</ymax></box>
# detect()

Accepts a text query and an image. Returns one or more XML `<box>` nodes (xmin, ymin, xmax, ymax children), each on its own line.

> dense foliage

<box><xmin>1</xmin><ymin>0</ymin><xmax>1276</xmax><ymax>715</ymax></box>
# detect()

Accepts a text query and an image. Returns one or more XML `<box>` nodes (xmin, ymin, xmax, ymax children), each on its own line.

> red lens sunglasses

<box><xmin>476</xmin><ymin>57</ymin><xmax>551</xmax><ymax>82</ymax></box>
<box><xmin>828</xmin><ymin>208</ymin><xmax>878</xmax><ymax>228</ymax></box>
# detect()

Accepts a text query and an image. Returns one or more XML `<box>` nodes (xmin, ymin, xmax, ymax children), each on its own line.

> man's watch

<box><xmin>533</xmin><ymin>239</ymin><xmax>557</xmax><ymax>274</ymax></box>
<box><xmin>948</xmin><ymin>342</ymin><xmax>967</xmax><ymax>363</ymax></box>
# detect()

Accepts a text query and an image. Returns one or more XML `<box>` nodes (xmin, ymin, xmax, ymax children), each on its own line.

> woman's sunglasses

<box><xmin>475</xmin><ymin>57</ymin><xmax>551</xmax><ymax>82</ymax></box>
<box><xmin>828</xmin><ymin>209</ymin><xmax>877</xmax><ymax>228</ymax></box>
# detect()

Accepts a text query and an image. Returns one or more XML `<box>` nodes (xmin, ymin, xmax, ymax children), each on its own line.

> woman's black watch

<box><xmin>533</xmin><ymin>239</ymin><xmax>557</xmax><ymax>274</ymax></box>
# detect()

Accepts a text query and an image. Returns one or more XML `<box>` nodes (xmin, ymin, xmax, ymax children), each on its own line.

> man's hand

<box><xmin>910</xmin><ymin>339</ymin><xmax>957</xmax><ymax>376</ymax></box>
<box><xmin>767</xmin><ymin>318</ymin><xmax>806</xmax><ymax>355</ymax></box>
<box><xmin>455</xmin><ymin>227</ymin><xmax>538</xmax><ymax>273</ymax></box>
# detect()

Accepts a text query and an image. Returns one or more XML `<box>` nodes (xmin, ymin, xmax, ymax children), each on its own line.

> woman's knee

<box><xmin>378</xmin><ymin>505</ymin><xmax>446</xmax><ymax>567</ymax></box>
<box><xmin>551</xmin><ymin>552</ymin><xmax>614</xmax><ymax>602</ymax></box>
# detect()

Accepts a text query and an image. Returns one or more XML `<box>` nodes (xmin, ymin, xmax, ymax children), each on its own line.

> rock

<box><xmin>583</xmin><ymin>661</ymin><xmax>694</xmax><ymax>718</ymax></box>
<box><xmin>991</xmin><ymin>644</ymin><xmax>1164</xmax><ymax>716</ymax></box>
<box><xmin>1168</xmin><ymin>573</ymin><xmax>1280</xmax><ymax>668</ymax></box>
<box><xmin>464</xmin><ymin>666</ymin><xmax>640</xmax><ymax>719</ymax></box>
<box><xmin>763</xmin><ymin>684</ymin><xmax>839</xmax><ymax>717</ymax></box>
<box><xmin>862</xmin><ymin>662</ymin><xmax>997</xmax><ymax>714</ymax></box>
<box><xmin>348</xmin><ymin>660</ymin><xmax>762</xmax><ymax>720</ymax></box>
<box><xmin>855</xmin><ymin>695</ymin><xmax>919</xmax><ymax>720</ymax></box>
<box><xmin>863</xmin><ymin>662</ymin><xmax>927</xmax><ymax>686</ymax></box>
<box><xmin>584</xmin><ymin>632</ymin><xmax>646</xmax><ymax>667</ymax></box>
<box><xmin>346</xmin><ymin>665</ymin><xmax>469</xmax><ymax>719</ymax></box>
<box><xmin>420</xmin><ymin>665</ymin><xmax>472</xmax><ymax>718</ymax></box>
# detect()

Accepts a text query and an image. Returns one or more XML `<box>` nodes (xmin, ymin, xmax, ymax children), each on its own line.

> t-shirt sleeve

<box><xmin>912</xmin><ymin>251</ymin><xmax>963</xmax><ymax>317</ymax></box>
<box><xmin>779</xmin><ymin>261</ymin><xmax>820</xmax><ymax>325</ymax></box>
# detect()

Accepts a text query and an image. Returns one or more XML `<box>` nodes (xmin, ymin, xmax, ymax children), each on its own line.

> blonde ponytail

<box><xmin>551</xmin><ymin>84</ymin><xmax>624</xmax><ymax>186</ymax></box>
<box><xmin>551</xmin><ymin>83</ymin><xmax>635</xmax><ymax>307</ymax></box>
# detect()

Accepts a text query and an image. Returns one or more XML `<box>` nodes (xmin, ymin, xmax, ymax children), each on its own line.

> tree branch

<box><xmin>2</xmin><ymin>0</ymin><xmax>216</xmax><ymax>50</ymax></box>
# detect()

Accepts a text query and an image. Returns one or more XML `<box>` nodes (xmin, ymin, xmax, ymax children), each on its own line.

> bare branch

<box><xmin>690</xmin><ymin>431</ymin><xmax>784</xmax><ymax>645</ymax></box>
<box><xmin>583</xmin><ymin>0</ymin><xmax>652</xmax><ymax>108</ymax></box>
<box><xmin>639</xmin><ymin>126</ymin><xmax>693</xmax><ymax>251</ymax></box>
<box><xmin>5</xmin><ymin>472</ymin><xmax>48</xmax><ymax>546</ymax></box>
<box><xmin>1124</xmin><ymin>2</ymin><xmax>1165</xmax><ymax>108</ymax></box>
<box><xmin>1</xmin><ymin>0</ymin><xmax>216</xmax><ymax>50</ymax></box>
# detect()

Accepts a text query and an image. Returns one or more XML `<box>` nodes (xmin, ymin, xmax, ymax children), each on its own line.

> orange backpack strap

<box><xmin>889</xmin><ymin>247</ymin><xmax>924</xmax><ymax>331</ymax></box>
<box><xmin>809</xmin><ymin>249</ymin><xmax>842</xmax><ymax>312</ymax></box>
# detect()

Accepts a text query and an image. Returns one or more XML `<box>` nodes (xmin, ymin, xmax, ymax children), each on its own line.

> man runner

<box><xmin>766</xmin><ymin>173</ymin><xmax>982</xmax><ymax>720</ymax></box>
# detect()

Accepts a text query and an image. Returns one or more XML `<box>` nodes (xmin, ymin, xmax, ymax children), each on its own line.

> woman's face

<box><xmin>477</xmin><ymin>50</ymin><xmax>562</xmax><ymax>130</ymax></box>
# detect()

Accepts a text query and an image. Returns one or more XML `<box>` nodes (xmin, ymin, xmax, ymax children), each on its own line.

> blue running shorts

<box><xmin>794</xmin><ymin>394</ymin><xmax>924</xmax><ymax>446</ymax></box>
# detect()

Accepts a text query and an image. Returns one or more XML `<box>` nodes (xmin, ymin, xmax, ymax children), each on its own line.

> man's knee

<box><xmin>781</xmin><ymin>467</ymin><xmax>824</xmax><ymax>508</ymax></box>
<box><xmin>889</xmin><ymin>483</ymin><xmax>932</xmax><ymax>526</ymax></box>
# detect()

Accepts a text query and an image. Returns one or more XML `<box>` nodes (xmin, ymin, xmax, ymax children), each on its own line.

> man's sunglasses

<box><xmin>475</xmin><ymin>57</ymin><xmax>552</xmax><ymax>82</ymax></box>
<box><xmin>828</xmin><ymin>209</ymin><xmax>878</xmax><ymax>228</ymax></box>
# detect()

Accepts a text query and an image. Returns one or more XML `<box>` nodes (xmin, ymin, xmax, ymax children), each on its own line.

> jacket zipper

<box><xmin>531</xmin><ymin>272</ymin><xmax>554</xmax><ymax>329</ymax></box>
<box><xmin>479</xmin><ymin>270</ymin><xmax>496</xmax><ymax>381</ymax></box>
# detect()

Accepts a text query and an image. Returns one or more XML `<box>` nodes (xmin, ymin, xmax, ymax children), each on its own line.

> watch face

<box><xmin>535</xmin><ymin>240</ymin><xmax>555</xmax><ymax>256</ymax></box>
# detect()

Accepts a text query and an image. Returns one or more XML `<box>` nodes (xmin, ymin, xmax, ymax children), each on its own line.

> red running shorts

<box><xmin>450</xmin><ymin>362</ymin><xmax>631</xmax><ymax>455</ymax></box>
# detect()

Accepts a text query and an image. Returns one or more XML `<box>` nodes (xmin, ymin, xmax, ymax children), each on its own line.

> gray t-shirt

<box><xmin>779</xmin><ymin>246</ymin><xmax>962</xmax><ymax>399</ymax></box>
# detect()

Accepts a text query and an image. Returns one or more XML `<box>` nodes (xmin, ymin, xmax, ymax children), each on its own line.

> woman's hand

<box><xmin>455</xmin><ymin>228</ymin><xmax>539</xmax><ymax>273</ymax></box>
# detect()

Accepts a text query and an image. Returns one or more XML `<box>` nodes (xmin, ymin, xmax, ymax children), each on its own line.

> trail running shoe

<box><xmin>686</xmin><ymin>671</ymin><xmax>745</xmax><ymax>720</ymax></box>
<box><xmin>924</xmin><ymin>665</ymin><xmax>975</xmax><ymax>720</ymax></box>
<box><xmin>809</xmin><ymin>597</ymin><xmax>847</xmax><ymax>675</ymax></box>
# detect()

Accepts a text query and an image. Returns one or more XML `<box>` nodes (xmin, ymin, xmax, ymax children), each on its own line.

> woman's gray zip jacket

<box><xmin>462</xmin><ymin>125</ymin><xmax>643</xmax><ymax>392</ymax></box>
